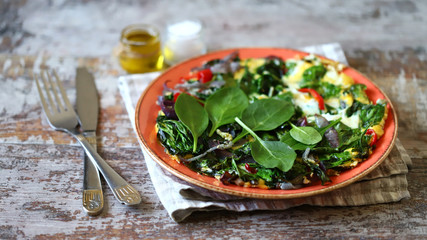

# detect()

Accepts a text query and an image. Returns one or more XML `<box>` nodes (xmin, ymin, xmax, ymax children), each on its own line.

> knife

<box><xmin>76</xmin><ymin>67</ymin><xmax>104</xmax><ymax>216</ymax></box>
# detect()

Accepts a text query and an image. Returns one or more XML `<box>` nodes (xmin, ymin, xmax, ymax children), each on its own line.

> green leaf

<box><xmin>235</xmin><ymin>117</ymin><xmax>296</xmax><ymax>172</ymax></box>
<box><xmin>274</xmin><ymin>91</ymin><xmax>293</xmax><ymax>103</ymax></box>
<box><xmin>280</xmin><ymin>132</ymin><xmax>313</xmax><ymax>150</ymax></box>
<box><xmin>242</xmin><ymin>98</ymin><xmax>295</xmax><ymax>131</ymax></box>
<box><xmin>205</xmin><ymin>87</ymin><xmax>249</xmax><ymax>136</ymax></box>
<box><xmin>232</xmin><ymin>98</ymin><xmax>295</xmax><ymax>143</ymax></box>
<box><xmin>175</xmin><ymin>94</ymin><xmax>209</xmax><ymax>152</ymax></box>
<box><xmin>250</xmin><ymin>140</ymin><xmax>296</xmax><ymax>172</ymax></box>
<box><xmin>290</xmin><ymin>123</ymin><xmax>322</xmax><ymax>145</ymax></box>
<box><xmin>280</xmin><ymin>119</ymin><xmax>341</xmax><ymax>151</ymax></box>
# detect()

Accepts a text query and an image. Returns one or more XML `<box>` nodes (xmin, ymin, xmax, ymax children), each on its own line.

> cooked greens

<box><xmin>156</xmin><ymin>116</ymin><xmax>197</xmax><ymax>155</ymax></box>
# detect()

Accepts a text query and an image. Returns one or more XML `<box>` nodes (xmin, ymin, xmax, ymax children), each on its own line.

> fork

<box><xmin>34</xmin><ymin>70</ymin><xmax>141</xmax><ymax>206</ymax></box>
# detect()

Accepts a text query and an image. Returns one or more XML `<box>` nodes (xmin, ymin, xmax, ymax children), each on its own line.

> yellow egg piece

<box><xmin>339</xmin><ymin>72</ymin><xmax>354</xmax><ymax>89</ymax></box>
<box><xmin>369</xmin><ymin>125</ymin><xmax>385</xmax><ymax>138</ymax></box>
<box><xmin>339</xmin><ymin>91</ymin><xmax>354</xmax><ymax>107</ymax></box>
<box><xmin>324</xmin><ymin>97</ymin><xmax>340</xmax><ymax>109</ymax></box>
<box><xmin>233</xmin><ymin>68</ymin><xmax>245</xmax><ymax>80</ymax></box>
<box><xmin>285</xmin><ymin>61</ymin><xmax>313</xmax><ymax>85</ymax></box>
<box><xmin>247</xmin><ymin>58</ymin><xmax>266</xmax><ymax>73</ymax></box>
<box><xmin>322</xmin><ymin>69</ymin><xmax>340</xmax><ymax>85</ymax></box>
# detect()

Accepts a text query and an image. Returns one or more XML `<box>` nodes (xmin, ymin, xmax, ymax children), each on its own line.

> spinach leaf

<box><xmin>205</xmin><ymin>87</ymin><xmax>249</xmax><ymax>136</ymax></box>
<box><xmin>242</xmin><ymin>98</ymin><xmax>295</xmax><ymax>131</ymax></box>
<box><xmin>251</xmin><ymin>137</ymin><xmax>296</xmax><ymax>172</ymax></box>
<box><xmin>215</xmin><ymin>73</ymin><xmax>236</xmax><ymax>88</ymax></box>
<box><xmin>280</xmin><ymin>132</ymin><xmax>313</xmax><ymax>150</ymax></box>
<box><xmin>274</xmin><ymin>91</ymin><xmax>293</xmax><ymax>103</ymax></box>
<box><xmin>289</xmin><ymin>123</ymin><xmax>322</xmax><ymax>145</ymax></box>
<box><xmin>281</xmin><ymin>118</ymin><xmax>341</xmax><ymax>151</ymax></box>
<box><xmin>235</xmin><ymin>117</ymin><xmax>296</xmax><ymax>172</ymax></box>
<box><xmin>175</xmin><ymin>94</ymin><xmax>209</xmax><ymax>152</ymax></box>
<box><xmin>233</xmin><ymin>98</ymin><xmax>295</xmax><ymax>142</ymax></box>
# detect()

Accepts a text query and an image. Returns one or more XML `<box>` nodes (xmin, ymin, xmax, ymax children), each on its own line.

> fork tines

<box><xmin>34</xmin><ymin>70</ymin><xmax>72</xmax><ymax>116</ymax></box>
<box><xmin>34</xmin><ymin>70</ymin><xmax>79</xmax><ymax>131</ymax></box>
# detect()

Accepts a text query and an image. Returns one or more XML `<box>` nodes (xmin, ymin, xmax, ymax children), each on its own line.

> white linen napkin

<box><xmin>118</xmin><ymin>43</ymin><xmax>412</xmax><ymax>222</ymax></box>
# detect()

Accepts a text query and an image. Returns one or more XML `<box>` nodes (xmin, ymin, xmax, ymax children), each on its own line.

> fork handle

<box><xmin>73</xmin><ymin>132</ymin><xmax>141</xmax><ymax>205</ymax></box>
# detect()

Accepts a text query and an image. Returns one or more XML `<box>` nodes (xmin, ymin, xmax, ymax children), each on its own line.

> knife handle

<box><xmin>82</xmin><ymin>132</ymin><xmax>104</xmax><ymax>215</ymax></box>
<box><xmin>72</xmin><ymin>132</ymin><xmax>142</xmax><ymax>205</ymax></box>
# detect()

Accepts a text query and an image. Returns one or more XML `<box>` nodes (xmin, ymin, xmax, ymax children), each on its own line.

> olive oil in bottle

<box><xmin>119</xmin><ymin>24</ymin><xmax>164</xmax><ymax>73</ymax></box>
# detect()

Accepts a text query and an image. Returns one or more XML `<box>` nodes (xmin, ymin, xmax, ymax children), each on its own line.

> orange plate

<box><xmin>135</xmin><ymin>48</ymin><xmax>397</xmax><ymax>199</ymax></box>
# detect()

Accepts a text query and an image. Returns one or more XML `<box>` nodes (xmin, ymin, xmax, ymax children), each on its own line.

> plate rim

<box><xmin>135</xmin><ymin>47</ymin><xmax>398</xmax><ymax>199</ymax></box>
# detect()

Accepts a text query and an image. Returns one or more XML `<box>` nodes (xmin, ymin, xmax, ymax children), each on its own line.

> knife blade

<box><xmin>76</xmin><ymin>67</ymin><xmax>104</xmax><ymax>215</ymax></box>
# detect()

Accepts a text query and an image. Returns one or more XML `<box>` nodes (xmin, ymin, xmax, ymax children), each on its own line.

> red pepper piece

<box><xmin>180</xmin><ymin>72</ymin><xmax>198</xmax><ymax>81</ymax></box>
<box><xmin>298</xmin><ymin>88</ymin><xmax>325</xmax><ymax>110</ymax></box>
<box><xmin>245</xmin><ymin>163</ymin><xmax>258</xmax><ymax>174</ymax></box>
<box><xmin>365</xmin><ymin>129</ymin><xmax>378</xmax><ymax>146</ymax></box>
<box><xmin>173</xmin><ymin>92</ymin><xmax>181</xmax><ymax>102</ymax></box>
<box><xmin>197</xmin><ymin>68</ymin><xmax>213</xmax><ymax>83</ymax></box>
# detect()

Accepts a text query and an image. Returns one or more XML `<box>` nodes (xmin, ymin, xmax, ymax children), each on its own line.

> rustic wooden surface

<box><xmin>1</xmin><ymin>0</ymin><xmax>426</xmax><ymax>239</ymax></box>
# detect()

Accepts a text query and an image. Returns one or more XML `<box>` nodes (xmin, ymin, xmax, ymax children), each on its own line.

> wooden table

<box><xmin>1</xmin><ymin>0</ymin><xmax>426</xmax><ymax>239</ymax></box>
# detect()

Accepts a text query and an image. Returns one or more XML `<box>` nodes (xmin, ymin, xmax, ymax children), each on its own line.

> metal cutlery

<box><xmin>34</xmin><ymin>69</ymin><xmax>141</xmax><ymax>206</ymax></box>
<box><xmin>76</xmin><ymin>67</ymin><xmax>104</xmax><ymax>215</ymax></box>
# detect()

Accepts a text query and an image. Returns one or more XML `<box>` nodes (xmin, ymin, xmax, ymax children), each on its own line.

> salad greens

<box><xmin>155</xmin><ymin>52</ymin><xmax>389</xmax><ymax>189</ymax></box>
